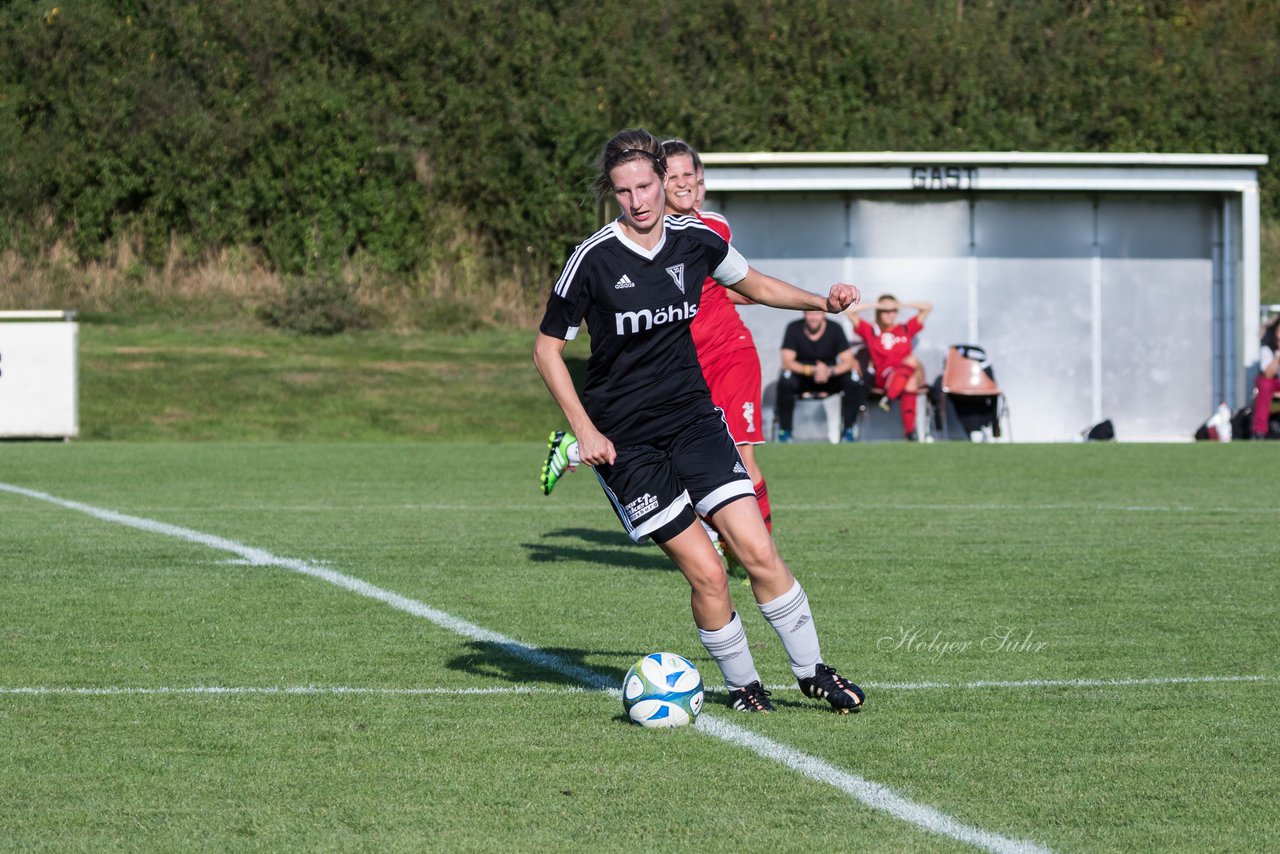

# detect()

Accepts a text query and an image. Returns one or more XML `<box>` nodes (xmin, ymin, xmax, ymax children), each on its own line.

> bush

<box><xmin>258</xmin><ymin>275</ymin><xmax>376</xmax><ymax>336</ymax></box>
<box><xmin>1</xmin><ymin>1</ymin><xmax>1278</xmax><ymax>309</ymax></box>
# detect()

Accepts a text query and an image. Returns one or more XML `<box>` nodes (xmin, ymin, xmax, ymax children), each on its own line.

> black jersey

<box><xmin>540</xmin><ymin>215</ymin><xmax>748</xmax><ymax>444</ymax></box>
<box><xmin>781</xmin><ymin>318</ymin><xmax>852</xmax><ymax>366</ymax></box>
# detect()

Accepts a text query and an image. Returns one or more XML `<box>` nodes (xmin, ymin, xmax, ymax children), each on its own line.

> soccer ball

<box><xmin>621</xmin><ymin>652</ymin><xmax>705</xmax><ymax>728</ymax></box>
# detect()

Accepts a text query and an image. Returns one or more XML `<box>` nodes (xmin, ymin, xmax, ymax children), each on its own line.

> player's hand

<box><xmin>814</xmin><ymin>362</ymin><xmax>833</xmax><ymax>383</ymax></box>
<box><xmin>826</xmin><ymin>283</ymin><xmax>860</xmax><ymax>313</ymax></box>
<box><xmin>576</xmin><ymin>428</ymin><xmax>617</xmax><ymax>467</ymax></box>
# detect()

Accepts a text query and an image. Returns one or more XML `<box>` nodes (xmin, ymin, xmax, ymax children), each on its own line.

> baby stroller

<box><xmin>934</xmin><ymin>344</ymin><xmax>1011</xmax><ymax>442</ymax></box>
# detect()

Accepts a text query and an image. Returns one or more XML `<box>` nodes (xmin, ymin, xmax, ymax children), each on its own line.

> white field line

<box><xmin>855</xmin><ymin>674</ymin><xmax>1271</xmax><ymax>691</ymax></box>
<box><xmin>0</xmin><ymin>483</ymin><xmax>611</xmax><ymax>692</ymax></box>
<box><xmin>786</xmin><ymin>503</ymin><xmax>1264</xmax><ymax>514</ymax></box>
<box><xmin>4</xmin><ymin>674</ymin><xmax>1270</xmax><ymax>698</ymax></box>
<box><xmin>696</xmin><ymin>713</ymin><xmax>1035</xmax><ymax>854</ymax></box>
<box><xmin>0</xmin><ymin>482</ymin><xmax>1053</xmax><ymax>854</ymax></box>
<box><xmin>0</xmin><ymin>685</ymin><xmax>595</xmax><ymax>697</ymax></box>
<box><xmin>16</xmin><ymin>501</ymin><xmax>1263</xmax><ymax>515</ymax></box>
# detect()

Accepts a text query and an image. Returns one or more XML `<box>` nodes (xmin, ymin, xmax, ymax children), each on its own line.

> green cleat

<box><xmin>540</xmin><ymin>430</ymin><xmax>577</xmax><ymax>496</ymax></box>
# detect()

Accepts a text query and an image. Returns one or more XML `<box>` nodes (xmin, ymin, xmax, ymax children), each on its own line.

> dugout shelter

<box><xmin>702</xmin><ymin>151</ymin><xmax>1266</xmax><ymax>442</ymax></box>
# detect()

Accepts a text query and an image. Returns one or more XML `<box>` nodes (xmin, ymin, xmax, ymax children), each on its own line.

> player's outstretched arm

<box><xmin>728</xmin><ymin>267</ymin><xmax>858</xmax><ymax>313</ymax></box>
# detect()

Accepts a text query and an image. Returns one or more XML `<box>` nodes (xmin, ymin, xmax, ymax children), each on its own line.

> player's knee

<box><xmin>733</xmin><ymin>538</ymin><xmax>778</xmax><ymax>573</ymax></box>
<box><xmin>687</xmin><ymin>560</ymin><xmax>729</xmax><ymax>596</ymax></box>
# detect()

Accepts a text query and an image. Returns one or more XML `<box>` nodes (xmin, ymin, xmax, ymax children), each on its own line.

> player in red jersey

<box><xmin>1251</xmin><ymin>316</ymin><xmax>1280</xmax><ymax>439</ymax></box>
<box><xmin>847</xmin><ymin>295</ymin><xmax>932</xmax><ymax>440</ymax></box>
<box><xmin>661</xmin><ymin>139</ymin><xmax>772</xmax><ymax>541</ymax></box>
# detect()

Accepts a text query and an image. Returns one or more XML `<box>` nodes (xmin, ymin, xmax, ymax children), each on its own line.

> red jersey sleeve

<box><xmin>697</xmin><ymin>210</ymin><xmax>732</xmax><ymax>243</ymax></box>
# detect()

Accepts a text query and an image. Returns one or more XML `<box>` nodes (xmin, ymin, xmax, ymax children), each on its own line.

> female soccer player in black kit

<box><xmin>533</xmin><ymin>128</ymin><xmax>865</xmax><ymax>714</ymax></box>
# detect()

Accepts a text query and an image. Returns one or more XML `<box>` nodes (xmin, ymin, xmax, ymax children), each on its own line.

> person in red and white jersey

<box><xmin>1251</xmin><ymin>315</ymin><xmax>1280</xmax><ymax>439</ymax></box>
<box><xmin>661</xmin><ymin>139</ymin><xmax>772</xmax><ymax>542</ymax></box>
<box><xmin>847</xmin><ymin>295</ymin><xmax>932</xmax><ymax>440</ymax></box>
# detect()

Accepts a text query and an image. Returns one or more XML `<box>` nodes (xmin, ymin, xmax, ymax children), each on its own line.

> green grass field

<box><xmin>76</xmin><ymin>323</ymin><xmax>564</xmax><ymax>442</ymax></box>
<box><xmin>1</xmin><ymin>441</ymin><xmax>1277</xmax><ymax>852</ymax></box>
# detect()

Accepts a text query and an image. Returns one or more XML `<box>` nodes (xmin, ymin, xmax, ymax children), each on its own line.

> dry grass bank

<box><xmin>0</xmin><ymin>230</ymin><xmax>542</xmax><ymax>332</ymax></box>
<box><xmin>3</xmin><ymin>219</ymin><xmax>1275</xmax><ymax>326</ymax></box>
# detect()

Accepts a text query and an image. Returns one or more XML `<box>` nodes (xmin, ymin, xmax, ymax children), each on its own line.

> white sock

<box><xmin>566</xmin><ymin>440</ymin><xmax>581</xmax><ymax>466</ymax></box>
<box><xmin>697</xmin><ymin>612</ymin><xmax>761</xmax><ymax>690</ymax></box>
<box><xmin>759</xmin><ymin>580</ymin><xmax>821</xmax><ymax>681</ymax></box>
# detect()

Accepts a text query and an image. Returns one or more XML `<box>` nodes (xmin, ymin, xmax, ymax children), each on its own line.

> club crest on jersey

<box><xmin>666</xmin><ymin>264</ymin><xmax>685</xmax><ymax>294</ymax></box>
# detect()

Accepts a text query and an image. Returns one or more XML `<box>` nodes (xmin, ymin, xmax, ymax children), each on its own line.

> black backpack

<box><xmin>1082</xmin><ymin>419</ymin><xmax>1115</xmax><ymax>441</ymax></box>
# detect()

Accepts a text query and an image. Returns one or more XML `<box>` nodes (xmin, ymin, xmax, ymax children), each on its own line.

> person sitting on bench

<box><xmin>847</xmin><ymin>295</ymin><xmax>932</xmax><ymax>441</ymax></box>
<box><xmin>776</xmin><ymin>310</ymin><xmax>867</xmax><ymax>443</ymax></box>
<box><xmin>1251</xmin><ymin>315</ymin><xmax>1280</xmax><ymax>439</ymax></box>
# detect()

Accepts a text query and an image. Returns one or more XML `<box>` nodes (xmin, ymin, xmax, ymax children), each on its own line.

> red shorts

<box><xmin>700</xmin><ymin>346</ymin><xmax>764</xmax><ymax>445</ymax></box>
<box><xmin>878</xmin><ymin>362</ymin><xmax>912</xmax><ymax>399</ymax></box>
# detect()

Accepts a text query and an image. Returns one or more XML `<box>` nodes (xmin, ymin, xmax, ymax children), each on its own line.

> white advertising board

<box><xmin>0</xmin><ymin>317</ymin><xmax>79</xmax><ymax>438</ymax></box>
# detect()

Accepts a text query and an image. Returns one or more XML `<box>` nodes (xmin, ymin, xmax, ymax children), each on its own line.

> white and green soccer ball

<box><xmin>622</xmin><ymin>652</ymin><xmax>705</xmax><ymax>728</ymax></box>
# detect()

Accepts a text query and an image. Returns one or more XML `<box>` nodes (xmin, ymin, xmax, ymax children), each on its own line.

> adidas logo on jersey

<box><xmin>615</xmin><ymin>274</ymin><xmax>636</xmax><ymax>289</ymax></box>
<box><xmin>614</xmin><ymin>300</ymin><xmax>698</xmax><ymax>335</ymax></box>
<box><xmin>733</xmin><ymin>461</ymin><xmax>748</xmax><ymax>475</ymax></box>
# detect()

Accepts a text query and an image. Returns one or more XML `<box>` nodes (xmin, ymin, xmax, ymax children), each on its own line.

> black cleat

<box><xmin>799</xmin><ymin>663</ymin><xmax>865</xmax><ymax>714</ymax></box>
<box><xmin>728</xmin><ymin>681</ymin><xmax>774</xmax><ymax>712</ymax></box>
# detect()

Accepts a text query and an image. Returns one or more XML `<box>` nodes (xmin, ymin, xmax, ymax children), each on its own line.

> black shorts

<box><xmin>594</xmin><ymin>408</ymin><xmax>755</xmax><ymax>544</ymax></box>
